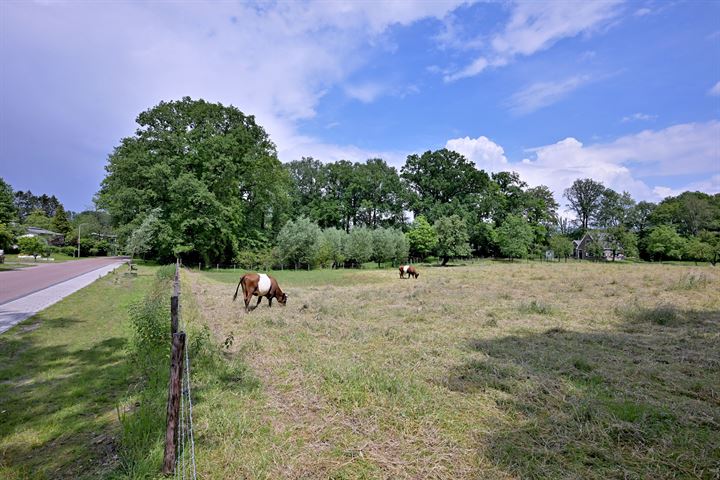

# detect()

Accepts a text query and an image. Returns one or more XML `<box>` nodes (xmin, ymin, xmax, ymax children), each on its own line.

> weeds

<box><xmin>617</xmin><ymin>303</ymin><xmax>680</xmax><ymax>326</ymax></box>
<box><xmin>519</xmin><ymin>299</ymin><xmax>554</xmax><ymax>315</ymax></box>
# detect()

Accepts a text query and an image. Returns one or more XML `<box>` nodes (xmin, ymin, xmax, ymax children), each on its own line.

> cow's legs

<box><xmin>268</xmin><ymin>297</ymin><xmax>273</xmax><ymax>307</ymax></box>
<box><xmin>253</xmin><ymin>296</ymin><xmax>262</xmax><ymax>310</ymax></box>
<box><xmin>244</xmin><ymin>290</ymin><xmax>256</xmax><ymax>313</ymax></box>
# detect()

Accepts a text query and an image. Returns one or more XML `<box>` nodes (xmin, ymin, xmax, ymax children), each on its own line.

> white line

<box><xmin>0</xmin><ymin>261</ymin><xmax>126</xmax><ymax>334</ymax></box>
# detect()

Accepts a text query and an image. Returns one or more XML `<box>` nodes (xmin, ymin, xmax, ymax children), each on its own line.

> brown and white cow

<box><xmin>232</xmin><ymin>273</ymin><xmax>287</xmax><ymax>312</ymax></box>
<box><xmin>399</xmin><ymin>265</ymin><xmax>419</xmax><ymax>279</ymax></box>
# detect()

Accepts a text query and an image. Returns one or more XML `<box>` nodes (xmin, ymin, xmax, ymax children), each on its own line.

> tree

<box><xmin>354</xmin><ymin>159</ymin><xmax>406</xmax><ymax>228</ymax></box>
<box><xmin>345</xmin><ymin>227</ymin><xmax>374</xmax><ymax>267</ymax></box>
<box><xmin>646</xmin><ymin>225</ymin><xmax>686</xmax><ymax>261</ymax></box>
<box><xmin>24</xmin><ymin>209</ymin><xmax>53</xmax><ymax>230</ymax></box>
<box><xmin>126</xmin><ymin>208</ymin><xmax>164</xmax><ymax>258</ymax></box>
<box><xmin>595</xmin><ymin>188</ymin><xmax>635</xmax><ymax>229</ymax></box>
<box><xmin>548</xmin><ymin>235</ymin><xmax>573</xmax><ymax>262</ymax></box>
<box><xmin>97</xmin><ymin>97</ymin><xmax>288</xmax><ymax>264</ymax></box>
<box><xmin>370</xmin><ymin>228</ymin><xmax>393</xmax><ymax>267</ymax></box>
<box><xmin>605</xmin><ymin>226</ymin><xmax>638</xmax><ymax>259</ymax></box>
<box><xmin>496</xmin><ymin>214</ymin><xmax>534</xmax><ymax>261</ymax></box>
<box><xmin>389</xmin><ymin>228</ymin><xmax>409</xmax><ymax>266</ymax></box>
<box><xmin>0</xmin><ymin>223</ymin><xmax>14</xmax><ymax>250</ymax></box>
<box><xmin>401</xmin><ymin>149</ymin><xmax>489</xmax><ymax>223</ymax></box>
<box><xmin>405</xmin><ymin>215</ymin><xmax>437</xmax><ymax>260</ymax></box>
<box><xmin>684</xmin><ymin>237</ymin><xmax>713</xmax><ymax>265</ymax></box>
<box><xmin>434</xmin><ymin>215</ymin><xmax>471</xmax><ymax>265</ymax></box>
<box><xmin>276</xmin><ymin>217</ymin><xmax>321</xmax><ymax>269</ymax></box>
<box><xmin>471</xmin><ymin>221</ymin><xmax>497</xmax><ymax>257</ymax></box>
<box><xmin>564</xmin><ymin>178</ymin><xmax>605</xmax><ymax>231</ymax></box>
<box><xmin>17</xmin><ymin>236</ymin><xmax>47</xmax><ymax>261</ymax></box>
<box><xmin>51</xmin><ymin>204</ymin><xmax>72</xmax><ymax>236</ymax></box>
<box><xmin>628</xmin><ymin>201</ymin><xmax>656</xmax><ymax>234</ymax></box>
<box><xmin>317</xmin><ymin>228</ymin><xmax>347</xmax><ymax>268</ymax></box>
<box><xmin>698</xmin><ymin>231</ymin><xmax>720</xmax><ymax>266</ymax></box>
<box><xmin>0</xmin><ymin>177</ymin><xmax>16</xmax><ymax>224</ymax></box>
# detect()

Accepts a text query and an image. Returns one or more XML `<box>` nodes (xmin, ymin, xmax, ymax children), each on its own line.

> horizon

<box><xmin>1</xmin><ymin>1</ymin><xmax>719</xmax><ymax>212</ymax></box>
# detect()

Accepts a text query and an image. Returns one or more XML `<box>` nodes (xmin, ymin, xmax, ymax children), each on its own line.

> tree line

<box><xmin>2</xmin><ymin>97</ymin><xmax>718</xmax><ymax>266</ymax></box>
<box><xmin>0</xmin><ymin>179</ymin><xmax>116</xmax><ymax>257</ymax></box>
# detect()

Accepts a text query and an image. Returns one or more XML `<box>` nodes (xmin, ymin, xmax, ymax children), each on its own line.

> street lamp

<box><xmin>77</xmin><ymin>223</ymin><xmax>87</xmax><ymax>258</ymax></box>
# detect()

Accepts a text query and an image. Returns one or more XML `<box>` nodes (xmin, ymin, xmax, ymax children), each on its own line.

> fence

<box><xmin>162</xmin><ymin>260</ymin><xmax>197</xmax><ymax>478</ymax></box>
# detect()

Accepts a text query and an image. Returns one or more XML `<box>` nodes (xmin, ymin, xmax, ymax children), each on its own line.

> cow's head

<box><xmin>278</xmin><ymin>292</ymin><xmax>288</xmax><ymax>306</ymax></box>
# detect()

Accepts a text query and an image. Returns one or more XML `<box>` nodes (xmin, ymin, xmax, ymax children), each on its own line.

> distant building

<box><xmin>573</xmin><ymin>232</ymin><xmax>624</xmax><ymax>261</ymax></box>
<box><xmin>19</xmin><ymin>227</ymin><xmax>65</xmax><ymax>246</ymax></box>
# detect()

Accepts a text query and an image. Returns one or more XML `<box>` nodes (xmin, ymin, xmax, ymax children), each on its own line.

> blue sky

<box><xmin>1</xmin><ymin>0</ymin><xmax>719</xmax><ymax>213</ymax></box>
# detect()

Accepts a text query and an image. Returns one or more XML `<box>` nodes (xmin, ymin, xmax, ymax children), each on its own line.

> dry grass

<box><xmin>186</xmin><ymin>261</ymin><xmax>720</xmax><ymax>479</ymax></box>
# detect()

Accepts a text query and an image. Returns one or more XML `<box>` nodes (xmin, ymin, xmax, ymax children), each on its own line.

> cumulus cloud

<box><xmin>444</xmin><ymin>0</ymin><xmax>623</xmax><ymax>81</ymax></box>
<box><xmin>444</xmin><ymin>121</ymin><xmax>720</xmax><ymax>211</ymax></box>
<box><xmin>445</xmin><ymin>136</ymin><xmax>508</xmax><ymax>170</ymax></box>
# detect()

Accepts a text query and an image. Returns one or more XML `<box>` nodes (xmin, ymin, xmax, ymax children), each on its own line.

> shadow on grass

<box><xmin>447</xmin><ymin>309</ymin><xmax>719</xmax><ymax>479</ymax></box>
<box><xmin>0</xmin><ymin>323</ymin><xmax>130</xmax><ymax>479</ymax></box>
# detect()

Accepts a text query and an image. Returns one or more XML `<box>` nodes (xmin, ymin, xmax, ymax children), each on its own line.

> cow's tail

<box><xmin>233</xmin><ymin>275</ymin><xmax>245</xmax><ymax>302</ymax></box>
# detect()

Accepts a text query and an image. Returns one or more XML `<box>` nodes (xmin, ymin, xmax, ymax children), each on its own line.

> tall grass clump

<box><xmin>519</xmin><ymin>299</ymin><xmax>553</xmax><ymax>315</ymax></box>
<box><xmin>617</xmin><ymin>302</ymin><xmax>679</xmax><ymax>326</ymax></box>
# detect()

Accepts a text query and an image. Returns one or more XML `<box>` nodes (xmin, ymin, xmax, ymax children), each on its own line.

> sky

<box><xmin>1</xmin><ymin>0</ymin><xmax>719</xmax><ymax>213</ymax></box>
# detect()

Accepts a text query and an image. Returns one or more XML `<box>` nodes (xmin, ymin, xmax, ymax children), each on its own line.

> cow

<box><xmin>399</xmin><ymin>265</ymin><xmax>419</xmax><ymax>279</ymax></box>
<box><xmin>232</xmin><ymin>272</ymin><xmax>288</xmax><ymax>312</ymax></box>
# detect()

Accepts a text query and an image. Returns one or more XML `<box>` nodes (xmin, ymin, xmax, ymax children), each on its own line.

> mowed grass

<box><xmin>0</xmin><ymin>266</ymin><xmax>157</xmax><ymax>479</ymax></box>
<box><xmin>191</xmin><ymin>261</ymin><xmax>720</xmax><ymax>479</ymax></box>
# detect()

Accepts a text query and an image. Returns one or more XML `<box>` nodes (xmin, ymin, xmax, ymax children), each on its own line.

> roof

<box><xmin>26</xmin><ymin>227</ymin><xmax>62</xmax><ymax>236</ymax></box>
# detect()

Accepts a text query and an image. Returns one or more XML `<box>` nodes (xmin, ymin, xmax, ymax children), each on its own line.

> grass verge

<box><xmin>0</xmin><ymin>266</ymin><xmax>156</xmax><ymax>479</ymax></box>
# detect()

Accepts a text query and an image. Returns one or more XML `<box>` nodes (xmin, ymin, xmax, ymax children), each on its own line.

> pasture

<box><xmin>189</xmin><ymin>261</ymin><xmax>720</xmax><ymax>479</ymax></box>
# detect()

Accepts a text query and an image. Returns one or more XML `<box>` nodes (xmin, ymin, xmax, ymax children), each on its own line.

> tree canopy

<box><xmin>97</xmin><ymin>97</ymin><xmax>289</xmax><ymax>263</ymax></box>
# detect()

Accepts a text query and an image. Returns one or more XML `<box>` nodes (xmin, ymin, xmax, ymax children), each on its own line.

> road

<box><xmin>0</xmin><ymin>257</ymin><xmax>128</xmax><ymax>305</ymax></box>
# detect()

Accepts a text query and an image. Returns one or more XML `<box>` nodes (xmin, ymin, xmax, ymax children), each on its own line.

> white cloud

<box><xmin>344</xmin><ymin>83</ymin><xmax>386</xmax><ymax>103</ymax></box>
<box><xmin>634</xmin><ymin>7</ymin><xmax>652</xmax><ymax>16</ymax></box>
<box><xmin>2</xmin><ymin>0</ymin><xmax>466</xmax><ymax>171</ymax></box>
<box><xmin>709</xmin><ymin>81</ymin><xmax>720</xmax><ymax>96</ymax></box>
<box><xmin>445</xmin><ymin>135</ymin><xmax>508</xmax><ymax>170</ymax></box>
<box><xmin>445</xmin><ymin>121</ymin><xmax>720</xmax><ymax>213</ymax></box>
<box><xmin>621</xmin><ymin>112</ymin><xmax>657</xmax><ymax>122</ymax></box>
<box><xmin>507</xmin><ymin>75</ymin><xmax>592</xmax><ymax>114</ymax></box>
<box><xmin>444</xmin><ymin>0</ymin><xmax>623</xmax><ymax>81</ymax></box>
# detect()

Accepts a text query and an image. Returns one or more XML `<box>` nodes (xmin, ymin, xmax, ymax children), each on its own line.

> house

<box><xmin>19</xmin><ymin>227</ymin><xmax>65</xmax><ymax>246</ymax></box>
<box><xmin>573</xmin><ymin>232</ymin><xmax>624</xmax><ymax>261</ymax></box>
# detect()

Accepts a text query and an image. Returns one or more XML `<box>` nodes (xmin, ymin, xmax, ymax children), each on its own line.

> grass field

<box><xmin>0</xmin><ymin>267</ymin><xmax>156</xmax><ymax>479</ymax></box>
<box><xmin>189</xmin><ymin>261</ymin><xmax>720</xmax><ymax>479</ymax></box>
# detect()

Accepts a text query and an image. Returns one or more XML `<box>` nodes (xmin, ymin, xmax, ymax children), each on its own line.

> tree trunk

<box><xmin>441</xmin><ymin>256</ymin><xmax>449</xmax><ymax>266</ymax></box>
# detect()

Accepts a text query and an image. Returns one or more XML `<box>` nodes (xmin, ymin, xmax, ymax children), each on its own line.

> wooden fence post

<box><xmin>170</xmin><ymin>293</ymin><xmax>179</xmax><ymax>336</ymax></box>
<box><xmin>162</xmin><ymin>331</ymin><xmax>186</xmax><ymax>475</ymax></box>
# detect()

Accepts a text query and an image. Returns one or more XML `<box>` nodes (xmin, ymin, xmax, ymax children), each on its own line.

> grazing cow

<box><xmin>399</xmin><ymin>265</ymin><xmax>419</xmax><ymax>279</ymax></box>
<box><xmin>232</xmin><ymin>273</ymin><xmax>288</xmax><ymax>312</ymax></box>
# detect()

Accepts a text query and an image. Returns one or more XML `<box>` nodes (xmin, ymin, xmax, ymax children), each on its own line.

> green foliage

<box><xmin>346</xmin><ymin>227</ymin><xmax>374</xmax><ymax>266</ymax></box>
<box><xmin>97</xmin><ymin>97</ymin><xmax>288</xmax><ymax>264</ymax></box>
<box><xmin>472</xmin><ymin>221</ymin><xmax>497</xmax><ymax>257</ymax></box>
<box><xmin>401</xmin><ymin>149</ymin><xmax>489</xmax><ymax>223</ymax></box>
<box><xmin>371</xmin><ymin>227</ymin><xmax>394</xmax><ymax>266</ymax></box>
<box><xmin>434</xmin><ymin>215</ymin><xmax>471</xmax><ymax>265</ymax></box>
<box><xmin>318</xmin><ymin>228</ymin><xmax>347</xmax><ymax>268</ymax></box>
<box><xmin>51</xmin><ymin>204</ymin><xmax>71</xmax><ymax>235</ymax></box>
<box><xmin>276</xmin><ymin>216</ymin><xmax>322</xmax><ymax>268</ymax></box>
<box><xmin>0</xmin><ymin>177</ymin><xmax>16</xmax><ymax>224</ymax></box>
<box><xmin>406</xmin><ymin>215</ymin><xmax>437</xmax><ymax>260</ymax></box>
<box><xmin>17</xmin><ymin>236</ymin><xmax>48</xmax><ymax>259</ymax></box>
<box><xmin>24</xmin><ymin>209</ymin><xmax>53</xmax><ymax>230</ymax></box>
<box><xmin>128</xmin><ymin>267</ymin><xmax>173</xmax><ymax>358</ymax></box>
<box><xmin>646</xmin><ymin>225</ymin><xmax>686</xmax><ymax>261</ymax></box>
<box><xmin>684</xmin><ymin>237</ymin><xmax>713</xmax><ymax>264</ymax></box>
<box><xmin>564</xmin><ymin>178</ymin><xmax>605</xmax><ymax>231</ymax></box>
<box><xmin>390</xmin><ymin>228</ymin><xmax>409</xmax><ymax>265</ymax></box>
<box><xmin>126</xmin><ymin>208</ymin><xmax>163</xmax><ymax>258</ymax></box>
<box><xmin>496</xmin><ymin>214</ymin><xmax>534</xmax><ymax>260</ymax></box>
<box><xmin>0</xmin><ymin>223</ymin><xmax>14</xmax><ymax>250</ymax></box>
<box><xmin>548</xmin><ymin>234</ymin><xmax>573</xmax><ymax>260</ymax></box>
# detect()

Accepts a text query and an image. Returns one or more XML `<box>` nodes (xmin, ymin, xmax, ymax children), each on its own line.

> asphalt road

<box><xmin>0</xmin><ymin>257</ymin><xmax>129</xmax><ymax>305</ymax></box>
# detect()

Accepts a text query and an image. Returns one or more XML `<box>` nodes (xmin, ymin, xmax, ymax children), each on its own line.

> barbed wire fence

<box><xmin>163</xmin><ymin>259</ymin><xmax>197</xmax><ymax>479</ymax></box>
